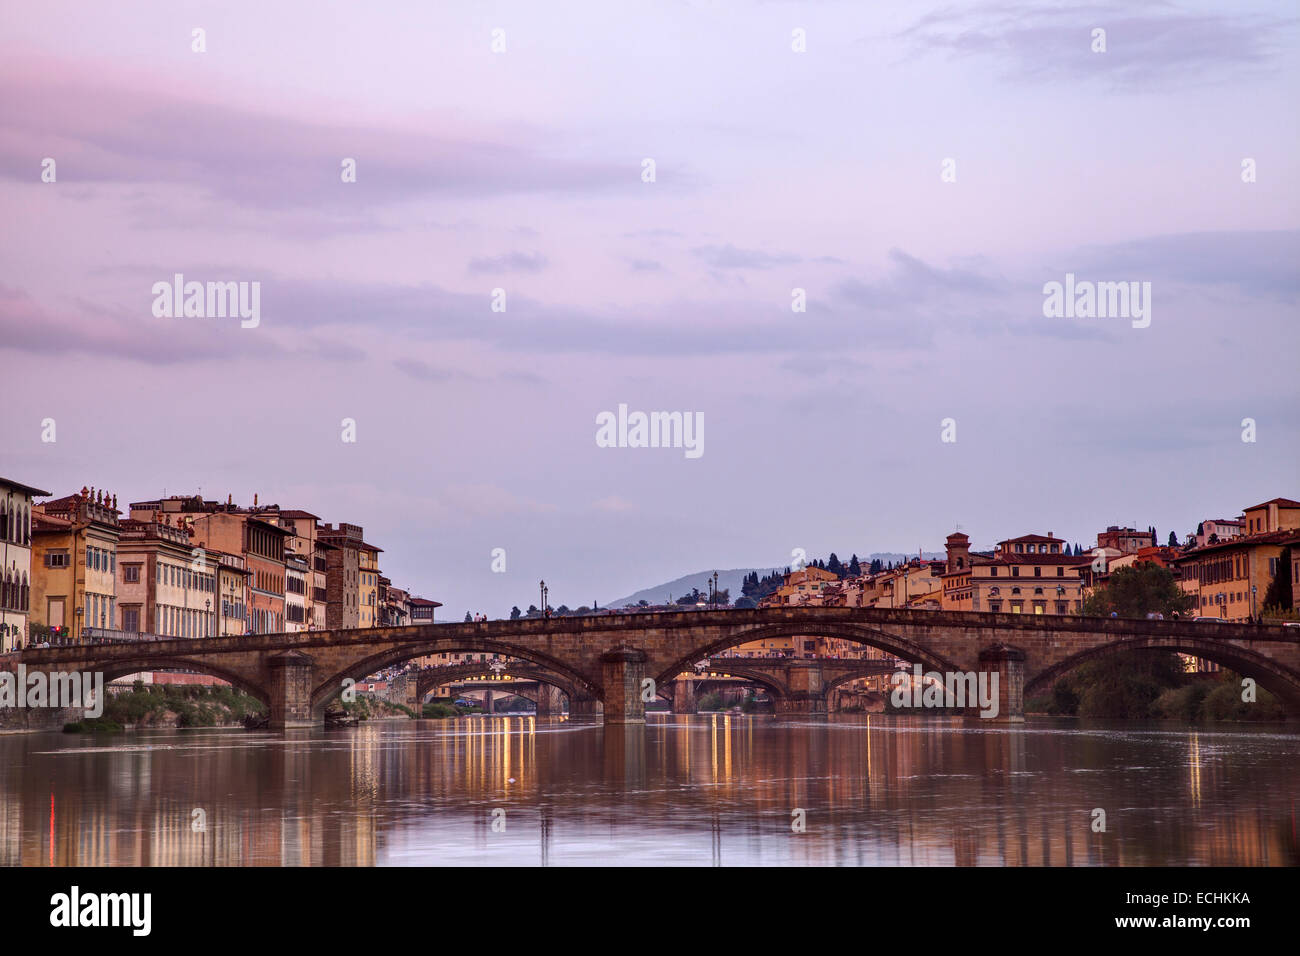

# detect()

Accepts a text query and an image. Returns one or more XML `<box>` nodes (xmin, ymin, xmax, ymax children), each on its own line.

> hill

<box><xmin>605</xmin><ymin>553</ymin><xmax>943</xmax><ymax>608</ymax></box>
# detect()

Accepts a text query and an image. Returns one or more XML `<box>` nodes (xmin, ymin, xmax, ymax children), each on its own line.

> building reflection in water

<box><xmin>0</xmin><ymin>715</ymin><xmax>1295</xmax><ymax>866</ymax></box>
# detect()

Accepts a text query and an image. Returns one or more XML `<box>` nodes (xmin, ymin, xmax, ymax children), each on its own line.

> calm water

<box><xmin>2</xmin><ymin>714</ymin><xmax>1296</xmax><ymax>866</ymax></box>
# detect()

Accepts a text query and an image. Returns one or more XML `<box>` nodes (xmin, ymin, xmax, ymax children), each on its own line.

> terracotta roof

<box><xmin>986</xmin><ymin>553</ymin><xmax>1090</xmax><ymax>566</ymax></box>
<box><xmin>1</xmin><ymin>477</ymin><xmax>52</xmax><ymax>498</ymax></box>
<box><xmin>32</xmin><ymin>512</ymin><xmax>72</xmax><ymax>531</ymax></box>
<box><xmin>1244</xmin><ymin>497</ymin><xmax>1300</xmax><ymax>510</ymax></box>
<box><xmin>1175</xmin><ymin>528</ymin><xmax>1300</xmax><ymax>558</ymax></box>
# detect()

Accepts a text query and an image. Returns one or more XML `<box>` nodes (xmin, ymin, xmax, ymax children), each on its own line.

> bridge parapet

<box><xmin>13</xmin><ymin>608</ymin><xmax>1299</xmax><ymax>726</ymax></box>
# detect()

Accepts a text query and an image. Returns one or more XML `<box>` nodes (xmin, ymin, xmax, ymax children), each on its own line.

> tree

<box><xmin>509</xmin><ymin>606</ymin><xmax>521</xmax><ymax>620</ymax></box>
<box><xmin>676</xmin><ymin>588</ymin><xmax>703</xmax><ymax>605</ymax></box>
<box><xmin>1083</xmin><ymin>563</ymin><xmax>1195</xmax><ymax>619</ymax></box>
<box><xmin>848</xmin><ymin>554</ymin><xmax>861</xmax><ymax>576</ymax></box>
<box><xmin>869</xmin><ymin>558</ymin><xmax>882</xmax><ymax>574</ymax></box>
<box><xmin>464</xmin><ymin>612</ymin><xmax>472</xmax><ymax>623</ymax></box>
<box><xmin>1260</xmin><ymin>545</ymin><xmax>1294</xmax><ymax>616</ymax></box>
<box><xmin>1168</xmin><ymin>531</ymin><xmax>1178</xmax><ymax>547</ymax></box>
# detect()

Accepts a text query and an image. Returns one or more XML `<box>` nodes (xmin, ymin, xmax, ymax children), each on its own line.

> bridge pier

<box><xmin>482</xmin><ymin>689</ymin><xmax>494</xmax><ymax>714</ymax></box>
<box><xmin>673</xmin><ymin>678</ymin><xmax>697</xmax><ymax>714</ymax></box>
<box><xmin>601</xmin><ymin>647</ymin><xmax>647</xmax><ymax>724</ymax></box>
<box><xmin>267</xmin><ymin>651</ymin><xmax>314</xmax><ymax>730</ymax></box>
<box><xmin>568</xmin><ymin>694</ymin><xmax>603</xmax><ymax>719</ymax></box>
<box><xmin>774</xmin><ymin>660</ymin><xmax>828</xmax><ymax>716</ymax></box>
<box><xmin>978</xmin><ymin>644</ymin><xmax>1026</xmax><ymax>723</ymax></box>
<box><xmin>774</xmin><ymin>694</ymin><xmax>828</xmax><ymax>716</ymax></box>
<box><xmin>535</xmin><ymin>684</ymin><xmax>560</xmax><ymax>717</ymax></box>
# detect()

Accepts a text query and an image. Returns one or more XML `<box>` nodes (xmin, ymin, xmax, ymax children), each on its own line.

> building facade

<box><xmin>968</xmin><ymin>533</ymin><xmax>1088</xmax><ymax>615</ymax></box>
<box><xmin>319</xmin><ymin>523</ymin><xmax>363</xmax><ymax>629</ymax></box>
<box><xmin>31</xmin><ymin>488</ymin><xmax>122</xmax><ymax>645</ymax></box>
<box><xmin>0</xmin><ymin>477</ymin><xmax>50</xmax><ymax>651</ymax></box>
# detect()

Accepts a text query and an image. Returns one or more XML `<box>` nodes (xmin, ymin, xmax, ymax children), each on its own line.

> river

<box><xmin>2</xmin><ymin>714</ymin><xmax>1296</xmax><ymax>866</ymax></box>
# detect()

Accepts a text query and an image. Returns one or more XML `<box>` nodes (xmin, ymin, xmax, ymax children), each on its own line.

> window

<box><xmin>45</xmin><ymin>551</ymin><xmax>70</xmax><ymax>568</ymax></box>
<box><xmin>124</xmin><ymin>564</ymin><xmax>140</xmax><ymax>583</ymax></box>
<box><xmin>1034</xmin><ymin>567</ymin><xmax>1041</xmax><ymax>577</ymax></box>
<box><xmin>1057</xmin><ymin>567</ymin><xmax>1064</xmax><ymax>577</ymax></box>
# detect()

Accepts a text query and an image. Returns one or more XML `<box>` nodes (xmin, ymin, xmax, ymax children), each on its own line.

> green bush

<box><xmin>1152</xmin><ymin>682</ymin><xmax>1211</xmax><ymax>721</ymax></box>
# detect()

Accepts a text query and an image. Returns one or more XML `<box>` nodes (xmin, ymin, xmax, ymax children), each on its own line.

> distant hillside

<box><xmin>606</xmin><ymin>553</ymin><xmax>943</xmax><ymax>608</ymax></box>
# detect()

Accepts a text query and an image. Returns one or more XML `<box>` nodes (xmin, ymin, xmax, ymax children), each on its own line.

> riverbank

<box><xmin>63</xmin><ymin>682</ymin><xmax>266</xmax><ymax>733</ymax></box>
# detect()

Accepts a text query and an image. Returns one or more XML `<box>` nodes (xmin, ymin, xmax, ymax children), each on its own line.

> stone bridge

<box><xmin>404</xmin><ymin>654</ymin><xmax>901</xmax><ymax>717</ymax></box>
<box><xmin>668</xmin><ymin>656</ymin><xmax>900</xmax><ymax>714</ymax></box>
<box><xmin>12</xmin><ymin>607</ymin><xmax>1300</xmax><ymax>727</ymax></box>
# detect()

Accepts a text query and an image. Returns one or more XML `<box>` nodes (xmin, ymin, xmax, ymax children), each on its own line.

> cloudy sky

<box><xmin>2</xmin><ymin>0</ymin><xmax>1297</xmax><ymax>617</ymax></box>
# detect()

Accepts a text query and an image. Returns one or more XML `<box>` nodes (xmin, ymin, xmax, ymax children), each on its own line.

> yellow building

<box><xmin>31</xmin><ymin>488</ymin><xmax>122</xmax><ymax>644</ymax></box>
<box><xmin>966</xmin><ymin>533</ymin><xmax>1088</xmax><ymax>615</ymax></box>
<box><xmin>358</xmin><ymin>542</ymin><xmax>382</xmax><ymax>628</ymax></box>
<box><xmin>1175</xmin><ymin>499</ymin><xmax>1300</xmax><ymax>621</ymax></box>
<box><xmin>758</xmin><ymin>566</ymin><xmax>839</xmax><ymax>607</ymax></box>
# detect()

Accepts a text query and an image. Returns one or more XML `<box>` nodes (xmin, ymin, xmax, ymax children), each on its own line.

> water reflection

<box><xmin>0</xmin><ymin>715</ymin><xmax>1295</xmax><ymax>866</ymax></box>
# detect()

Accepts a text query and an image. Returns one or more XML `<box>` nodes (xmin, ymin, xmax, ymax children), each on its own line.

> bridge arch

<box><xmin>655</xmin><ymin>622</ymin><xmax>960</xmax><ymax>688</ymax></box>
<box><xmin>96</xmin><ymin>658</ymin><xmax>271</xmax><ymax>708</ymax></box>
<box><xmin>415</xmin><ymin>662</ymin><xmax>579</xmax><ymax>704</ymax></box>
<box><xmin>684</xmin><ymin>664</ymin><xmax>792</xmax><ymax>701</ymax></box>
<box><xmin>822</xmin><ymin>660</ymin><xmax>902</xmax><ymax>696</ymax></box>
<box><xmin>310</xmin><ymin>640</ymin><xmax>598</xmax><ymax>717</ymax></box>
<box><xmin>1024</xmin><ymin>636</ymin><xmax>1300</xmax><ymax>712</ymax></box>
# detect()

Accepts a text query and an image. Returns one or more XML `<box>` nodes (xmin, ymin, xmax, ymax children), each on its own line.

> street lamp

<box><xmin>205</xmin><ymin>598</ymin><xmax>211</xmax><ymax>637</ymax></box>
<box><xmin>75</xmin><ymin>606</ymin><xmax>83</xmax><ymax>645</ymax></box>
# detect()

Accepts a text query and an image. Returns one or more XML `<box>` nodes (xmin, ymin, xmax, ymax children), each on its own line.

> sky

<box><xmin>1</xmin><ymin>0</ymin><xmax>1297</xmax><ymax>618</ymax></box>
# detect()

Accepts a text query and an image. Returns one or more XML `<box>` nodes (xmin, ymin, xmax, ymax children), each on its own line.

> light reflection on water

<box><xmin>1</xmin><ymin>714</ymin><xmax>1295</xmax><ymax>866</ymax></box>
